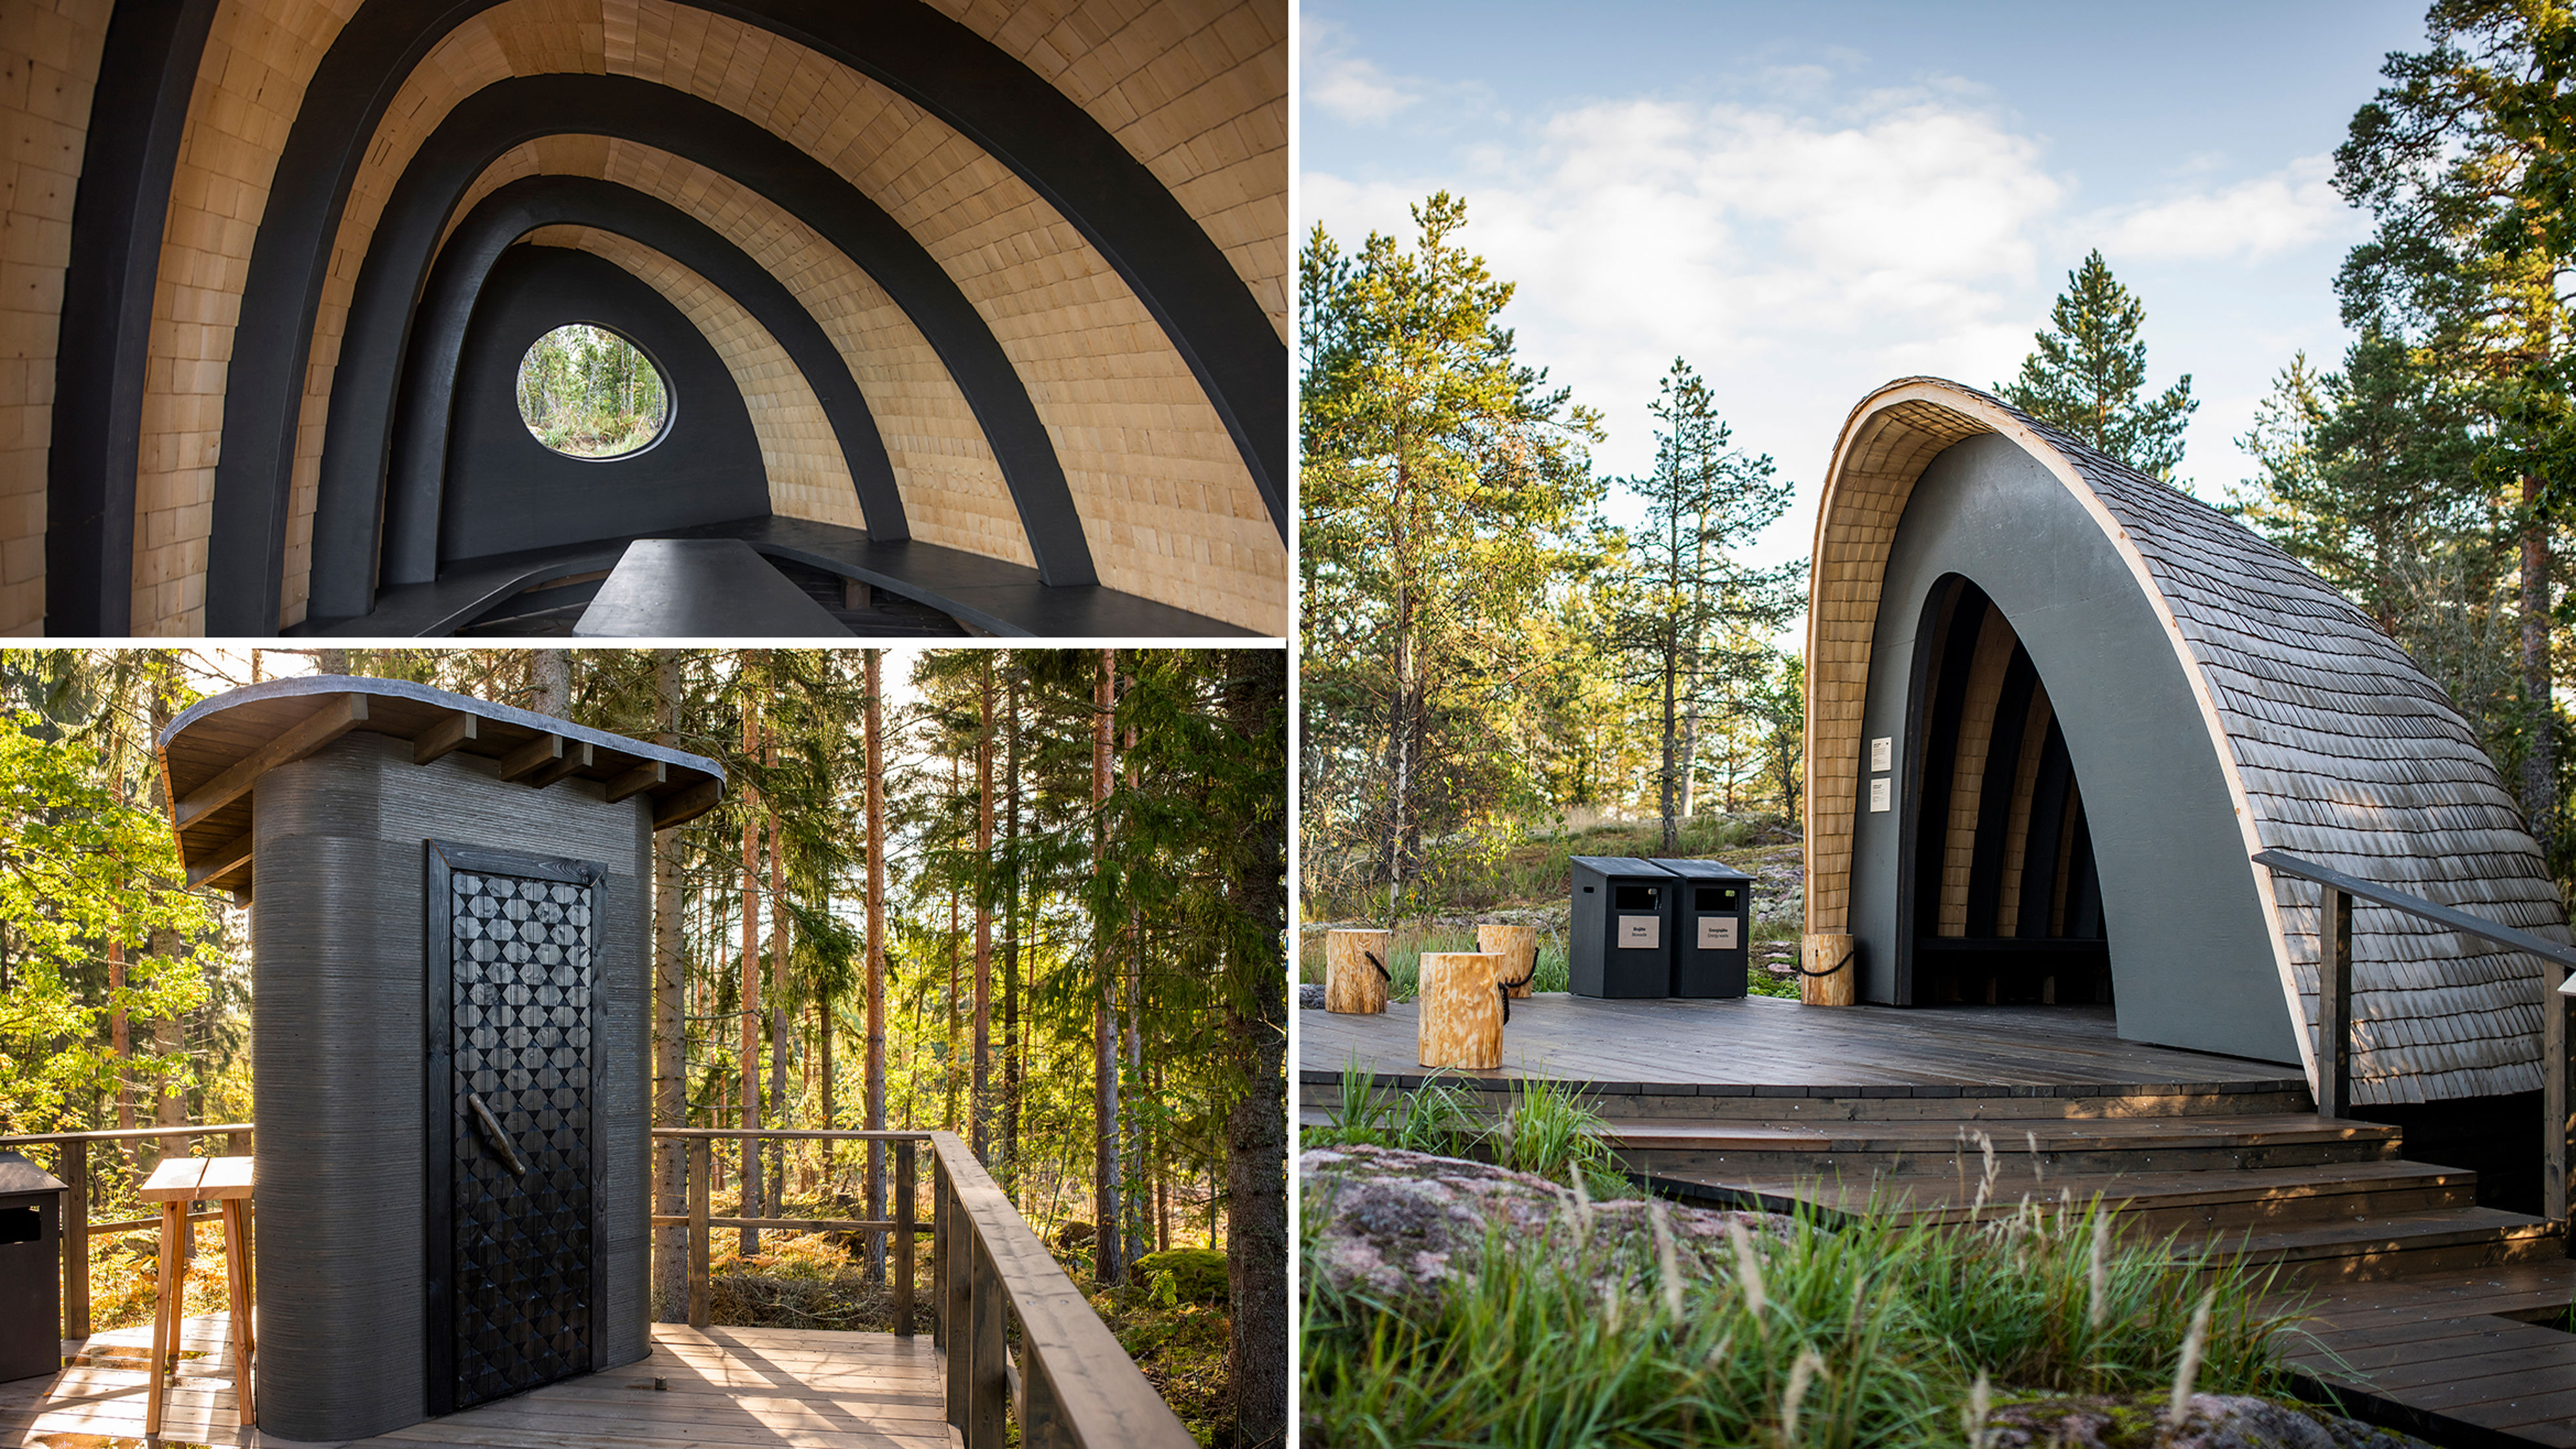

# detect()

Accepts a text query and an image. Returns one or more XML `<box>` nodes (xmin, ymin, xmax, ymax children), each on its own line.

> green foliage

<box><xmin>1997</xmin><ymin>249</ymin><xmax>2197</xmax><ymax>481</ymax></box>
<box><xmin>0</xmin><ymin>706</ymin><xmax>220</xmax><ymax>1132</ymax></box>
<box><xmin>1299</xmin><ymin>193</ymin><xmax>1606</xmax><ymax>924</ymax></box>
<box><xmin>1495</xmin><ymin>1075</ymin><xmax>1624</xmax><ymax>1195</ymax></box>
<box><xmin>515</xmin><ymin>324</ymin><xmax>669</xmax><ymax>457</ymax></box>
<box><xmin>1301</xmin><ymin>1194</ymin><xmax>2301</xmax><ymax>1448</ymax></box>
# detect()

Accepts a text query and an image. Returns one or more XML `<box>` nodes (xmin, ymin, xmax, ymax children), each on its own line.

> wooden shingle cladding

<box><xmin>50</xmin><ymin>0</ymin><xmax>1281</xmax><ymax>636</ymax></box>
<box><xmin>1807</xmin><ymin>377</ymin><xmax>2560</xmax><ymax>1105</ymax></box>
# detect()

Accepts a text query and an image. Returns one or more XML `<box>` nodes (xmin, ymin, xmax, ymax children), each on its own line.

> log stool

<box><xmin>1799</xmin><ymin>933</ymin><xmax>1857</xmax><ymax>1007</ymax></box>
<box><xmin>1325</xmin><ymin>929</ymin><xmax>1393</xmax><ymax>1014</ymax></box>
<box><xmin>1418</xmin><ymin>951</ymin><xmax>1506</xmax><ymax>1069</ymax></box>
<box><xmin>1476</xmin><ymin>923</ymin><xmax>1539</xmax><ymax>998</ymax></box>
<box><xmin>139</xmin><ymin>1155</ymin><xmax>255</xmax><ymax>1435</ymax></box>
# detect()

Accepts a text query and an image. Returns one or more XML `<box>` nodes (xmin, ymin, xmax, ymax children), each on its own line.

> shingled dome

<box><xmin>1805</xmin><ymin>376</ymin><xmax>2563</xmax><ymax>1105</ymax></box>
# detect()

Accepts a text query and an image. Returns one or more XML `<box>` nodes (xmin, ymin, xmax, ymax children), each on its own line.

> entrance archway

<box><xmin>1897</xmin><ymin>575</ymin><xmax>2107</xmax><ymax>1006</ymax></box>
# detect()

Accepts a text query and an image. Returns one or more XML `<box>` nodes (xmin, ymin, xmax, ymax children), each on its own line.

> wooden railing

<box><xmin>0</xmin><ymin>1121</ymin><xmax>254</xmax><ymax>1341</ymax></box>
<box><xmin>651</xmin><ymin>1127</ymin><xmax>1195</xmax><ymax>1449</ymax></box>
<box><xmin>2254</xmin><ymin>849</ymin><xmax>2576</xmax><ymax>1224</ymax></box>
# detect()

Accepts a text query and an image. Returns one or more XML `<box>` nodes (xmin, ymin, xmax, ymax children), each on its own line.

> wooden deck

<box><xmin>1300</xmin><ymin>993</ymin><xmax>2305</xmax><ymax>1095</ymax></box>
<box><xmin>3</xmin><ymin>1318</ymin><xmax>943</xmax><ymax>1448</ymax></box>
<box><xmin>2280</xmin><ymin>1259</ymin><xmax>2576</xmax><ymax>1448</ymax></box>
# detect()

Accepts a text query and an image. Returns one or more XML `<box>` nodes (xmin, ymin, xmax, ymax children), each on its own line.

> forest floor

<box><xmin>702</xmin><ymin>1226</ymin><xmax>1239</xmax><ymax>1447</ymax></box>
<box><xmin>1298</xmin><ymin>811</ymin><xmax>1808</xmax><ymax>998</ymax></box>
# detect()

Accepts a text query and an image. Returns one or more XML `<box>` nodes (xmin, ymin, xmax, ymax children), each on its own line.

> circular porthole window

<box><xmin>515</xmin><ymin>323</ymin><xmax>670</xmax><ymax>458</ymax></box>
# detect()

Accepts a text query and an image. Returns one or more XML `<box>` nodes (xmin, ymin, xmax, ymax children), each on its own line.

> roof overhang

<box><xmin>159</xmin><ymin>676</ymin><xmax>725</xmax><ymax>900</ymax></box>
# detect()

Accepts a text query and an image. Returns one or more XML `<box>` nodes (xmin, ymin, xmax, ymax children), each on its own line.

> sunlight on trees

<box><xmin>516</xmin><ymin>323</ymin><xmax>670</xmax><ymax>458</ymax></box>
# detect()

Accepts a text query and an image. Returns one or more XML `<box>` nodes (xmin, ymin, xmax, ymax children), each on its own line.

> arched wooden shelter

<box><xmin>1804</xmin><ymin>377</ymin><xmax>2562</xmax><ymax>1107</ymax></box>
<box><xmin>8</xmin><ymin>0</ymin><xmax>1285</xmax><ymax>636</ymax></box>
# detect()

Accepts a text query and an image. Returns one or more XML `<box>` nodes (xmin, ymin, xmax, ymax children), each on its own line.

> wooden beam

<box><xmin>173</xmin><ymin>694</ymin><xmax>369</xmax><ymax>830</ymax></box>
<box><xmin>2317</xmin><ymin>888</ymin><xmax>2352</xmax><ymax>1119</ymax></box>
<box><xmin>497</xmin><ymin>732</ymin><xmax>564</xmax><ymax>782</ymax></box>
<box><xmin>411</xmin><ymin>711</ymin><xmax>478</xmax><ymax>766</ymax></box>
<box><xmin>604</xmin><ymin>759</ymin><xmax>666</xmax><ymax>803</ymax></box>
<box><xmin>187</xmin><ymin>832</ymin><xmax>254</xmax><ymax>890</ymax></box>
<box><xmin>652</xmin><ymin>776</ymin><xmax>723</xmax><ymax>830</ymax></box>
<box><xmin>2549</xmin><ymin>959</ymin><xmax>2568</xmax><ymax>1222</ymax></box>
<box><xmin>524</xmin><ymin>740</ymin><xmax>594</xmax><ymax>790</ymax></box>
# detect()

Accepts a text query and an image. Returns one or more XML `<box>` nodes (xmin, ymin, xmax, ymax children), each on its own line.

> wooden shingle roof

<box><xmin>1810</xmin><ymin>378</ymin><xmax>2559</xmax><ymax>1104</ymax></box>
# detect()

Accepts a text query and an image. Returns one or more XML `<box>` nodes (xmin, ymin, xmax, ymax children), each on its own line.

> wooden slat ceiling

<box><xmin>158</xmin><ymin>677</ymin><xmax>725</xmax><ymax>900</ymax></box>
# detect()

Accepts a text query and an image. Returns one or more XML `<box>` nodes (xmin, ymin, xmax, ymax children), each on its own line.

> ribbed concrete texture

<box><xmin>250</xmin><ymin>731</ymin><xmax>651</xmax><ymax>1440</ymax></box>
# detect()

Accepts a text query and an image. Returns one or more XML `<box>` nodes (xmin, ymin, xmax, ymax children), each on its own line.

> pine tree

<box><xmin>1997</xmin><ymin>249</ymin><xmax>2197</xmax><ymax>481</ymax></box>
<box><xmin>1604</xmin><ymin>359</ymin><xmax>1802</xmax><ymax>853</ymax></box>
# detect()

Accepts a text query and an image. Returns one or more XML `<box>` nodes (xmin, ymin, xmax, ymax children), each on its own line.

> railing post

<box><xmin>945</xmin><ymin>1172</ymin><xmax>970</xmax><ymax>1439</ymax></box>
<box><xmin>688</xmin><ymin>1136</ymin><xmax>712</xmax><ymax>1328</ymax></box>
<box><xmin>893</xmin><ymin>1140</ymin><xmax>915</xmax><ymax>1337</ymax></box>
<box><xmin>2548</xmin><ymin>957</ymin><xmax>2569</xmax><ymax>1223</ymax></box>
<box><xmin>930</xmin><ymin>1156</ymin><xmax>947</xmax><ymax>1352</ymax></box>
<box><xmin>968</xmin><ymin>1236</ymin><xmax>1006</xmax><ymax>1449</ymax></box>
<box><xmin>61</xmin><ymin>1138</ymin><xmax>88</xmax><ymax>1342</ymax></box>
<box><xmin>2316</xmin><ymin>888</ymin><xmax>2352</xmax><ymax>1119</ymax></box>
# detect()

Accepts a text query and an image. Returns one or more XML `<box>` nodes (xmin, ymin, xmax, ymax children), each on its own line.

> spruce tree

<box><xmin>1997</xmin><ymin>249</ymin><xmax>2198</xmax><ymax>481</ymax></box>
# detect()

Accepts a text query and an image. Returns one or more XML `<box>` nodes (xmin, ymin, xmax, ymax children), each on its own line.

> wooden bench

<box><xmin>137</xmin><ymin>1155</ymin><xmax>254</xmax><ymax>1435</ymax></box>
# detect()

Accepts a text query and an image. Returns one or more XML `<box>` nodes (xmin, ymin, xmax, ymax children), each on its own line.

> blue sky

<box><xmin>1299</xmin><ymin>0</ymin><xmax>2430</xmax><ymax>562</ymax></box>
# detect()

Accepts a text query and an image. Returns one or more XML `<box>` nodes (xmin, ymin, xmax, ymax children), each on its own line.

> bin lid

<box><xmin>1568</xmin><ymin>856</ymin><xmax>1677</xmax><ymax>878</ymax></box>
<box><xmin>1649</xmin><ymin>858</ymin><xmax>1756</xmax><ymax>883</ymax></box>
<box><xmin>0</xmin><ymin>1149</ymin><xmax>67</xmax><ymax>1197</ymax></box>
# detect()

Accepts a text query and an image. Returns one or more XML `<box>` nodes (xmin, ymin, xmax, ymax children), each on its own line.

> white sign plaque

<box><xmin>1869</xmin><ymin>736</ymin><xmax>1893</xmax><ymax>772</ymax></box>
<box><xmin>1869</xmin><ymin>778</ymin><xmax>1892</xmax><ymax>813</ymax></box>
<box><xmin>1698</xmin><ymin>915</ymin><xmax>1739</xmax><ymax>950</ymax></box>
<box><xmin>1616</xmin><ymin>914</ymin><xmax>1661</xmax><ymax>950</ymax></box>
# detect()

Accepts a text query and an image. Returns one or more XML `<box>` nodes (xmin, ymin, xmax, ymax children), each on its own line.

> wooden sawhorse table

<box><xmin>137</xmin><ymin>1155</ymin><xmax>254</xmax><ymax>1435</ymax></box>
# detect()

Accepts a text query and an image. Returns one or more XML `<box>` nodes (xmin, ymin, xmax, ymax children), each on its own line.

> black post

<box><xmin>2548</xmin><ymin>960</ymin><xmax>2568</xmax><ymax>1223</ymax></box>
<box><xmin>2317</xmin><ymin>889</ymin><xmax>2352</xmax><ymax>1119</ymax></box>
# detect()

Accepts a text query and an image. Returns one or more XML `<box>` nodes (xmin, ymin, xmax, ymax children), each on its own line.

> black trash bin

<box><xmin>0</xmin><ymin>1148</ymin><xmax>65</xmax><ymax>1383</ymax></box>
<box><xmin>1653</xmin><ymin>858</ymin><xmax>1755</xmax><ymax>998</ymax></box>
<box><xmin>1568</xmin><ymin>856</ymin><xmax>1678</xmax><ymax>997</ymax></box>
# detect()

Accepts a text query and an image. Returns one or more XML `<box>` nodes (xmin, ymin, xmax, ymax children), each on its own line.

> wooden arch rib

<box><xmin>519</xmin><ymin>226</ymin><xmax>858</xmax><ymax>531</ymax></box>
<box><xmin>1799</xmin><ymin>379</ymin><xmax>2293</xmax><ymax>1059</ymax></box>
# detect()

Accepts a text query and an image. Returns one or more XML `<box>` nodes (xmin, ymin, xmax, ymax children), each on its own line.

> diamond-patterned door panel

<box><xmin>445</xmin><ymin>866</ymin><xmax>594</xmax><ymax>1410</ymax></box>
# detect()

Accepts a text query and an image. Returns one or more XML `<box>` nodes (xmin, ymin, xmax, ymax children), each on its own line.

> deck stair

<box><xmin>1609</xmin><ymin>1101</ymin><xmax>2563</xmax><ymax>1286</ymax></box>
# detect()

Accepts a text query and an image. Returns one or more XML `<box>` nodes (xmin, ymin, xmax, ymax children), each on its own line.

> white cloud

<box><xmin>1301</xmin><ymin>18</ymin><xmax>1422</xmax><ymax>126</ymax></box>
<box><xmin>2095</xmin><ymin>154</ymin><xmax>2354</xmax><ymax>261</ymax></box>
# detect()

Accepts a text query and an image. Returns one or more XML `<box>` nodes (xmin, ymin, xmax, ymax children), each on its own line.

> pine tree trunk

<box><xmin>974</xmin><ymin>661</ymin><xmax>994</xmax><ymax>1164</ymax></box>
<box><xmin>766</xmin><ymin>800</ymin><xmax>788</xmax><ymax>1216</ymax></box>
<box><xmin>651</xmin><ymin>651</ymin><xmax>687</xmax><ymax>1321</ymax></box>
<box><xmin>1661</xmin><ymin>641</ymin><xmax>1681</xmax><ymax>856</ymax></box>
<box><xmin>1002</xmin><ymin>667</ymin><xmax>1023</xmax><ymax>1199</ymax></box>
<box><xmin>534</xmin><ymin>649</ymin><xmax>571</xmax><ymax>717</ymax></box>
<box><xmin>1093</xmin><ymin>648</ymin><xmax>1123</xmax><ymax>1287</ymax></box>
<box><xmin>863</xmin><ymin>650</ymin><xmax>889</xmax><ymax>1280</ymax></box>
<box><xmin>738</xmin><ymin>699</ymin><xmax>763</xmax><ymax>1255</ymax></box>
<box><xmin>2524</xmin><ymin>474</ymin><xmax>2555</xmax><ymax>847</ymax></box>
<box><xmin>1225</xmin><ymin>649</ymin><xmax>1288</xmax><ymax>1449</ymax></box>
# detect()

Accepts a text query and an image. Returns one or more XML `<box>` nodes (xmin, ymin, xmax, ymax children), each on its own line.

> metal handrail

<box><xmin>2252</xmin><ymin>849</ymin><xmax>2574</xmax><ymax>1223</ymax></box>
<box><xmin>649</xmin><ymin>1125</ymin><xmax>1193</xmax><ymax>1449</ymax></box>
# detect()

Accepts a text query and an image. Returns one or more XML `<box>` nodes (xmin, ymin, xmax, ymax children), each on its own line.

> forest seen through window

<box><xmin>516</xmin><ymin>323</ymin><xmax>669</xmax><ymax>458</ymax></box>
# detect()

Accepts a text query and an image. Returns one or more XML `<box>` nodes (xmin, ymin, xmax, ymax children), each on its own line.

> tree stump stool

<box><xmin>1418</xmin><ymin>952</ymin><xmax>1506</xmax><ymax>1069</ymax></box>
<box><xmin>1476</xmin><ymin>923</ymin><xmax>1539</xmax><ymax>998</ymax></box>
<box><xmin>1325</xmin><ymin>929</ymin><xmax>1393</xmax><ymax>1014</ymax></box>
<box><xmin>139</xmin><ymin>1155</ymin><xmax>256</xmax><ymax>1435</ymax></box>
<box><xmin>1800</xmin><ymin>932</ymin><xmax>1857</xmax><ymax>1007</ymax></box>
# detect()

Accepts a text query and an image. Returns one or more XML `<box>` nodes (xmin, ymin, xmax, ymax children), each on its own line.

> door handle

<box><xmin>466</xmin><ymin>1093</ymin><xmax>528</xmax><ymax>1176</ymax></box>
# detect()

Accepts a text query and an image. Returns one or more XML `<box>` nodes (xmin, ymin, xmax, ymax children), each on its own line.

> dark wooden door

<box><xmin>426</xmin><ymin>842</ymin><xmax>607</xmax><ymax>1414</ymax></box>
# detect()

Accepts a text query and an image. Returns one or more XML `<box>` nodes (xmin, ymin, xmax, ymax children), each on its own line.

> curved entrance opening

<box><xmin>515</xmin><ymin>323</ymin><xmax>670</xmax><ymax>459</ymax></box>
<box><xmin>1900</xmin><ymin>575</ymin><xmax>2109</xmax><ymax>1006</ymax></box>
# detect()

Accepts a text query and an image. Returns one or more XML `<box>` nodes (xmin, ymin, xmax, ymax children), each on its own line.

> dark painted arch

<box><xmin>44</xmin><ymin>0</ymin><xmax>219</xmax><ymax>635</ymax></box>
<box><xmin>304</xmin><ymin>174</ymin><xmax>909</xmax><ymax>622</ymax></box>
<box><xmin>193</xmin><ymin>0</ymin><xmax>1283</xmax><ymax>632</ymax></box>
<box><xmin>436</xmin><ymin>243</ymin><xmax>769</xmax><ymax>565</ymax></box>
<box><xmin>212</xmin><ymin>72</ymin><xmax>1110</xmax><ymax>630</ymax></box>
